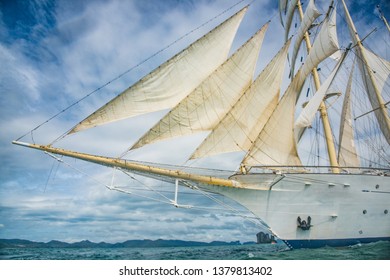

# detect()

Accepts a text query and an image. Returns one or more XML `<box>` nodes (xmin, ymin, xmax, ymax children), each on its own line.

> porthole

<box><xmin>375</xmin><ymin>184</ymin><xmax>379</xmax><ymax>189</ymax></box>
<box><xmin>385</xmin><ymin>210</ymin><xmax>388</xmax><ymax>214</ymax></box>
<box><xmin>363</xmin><ymin>210</ymin><xmax>367</xmax><ymax>214</ymax></box>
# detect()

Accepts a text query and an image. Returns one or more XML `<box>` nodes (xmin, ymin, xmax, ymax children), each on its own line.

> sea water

<box><xmin>1</xmin><ymin>241</ymin><xmax>389</xmax><ymax>260</ymax></box>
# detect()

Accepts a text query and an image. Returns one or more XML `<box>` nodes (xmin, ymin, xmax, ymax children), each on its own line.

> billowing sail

<box><xmin>241</xmin><ymin>73</ymin><xmax>304</xmax><ymax>167</ymax></box>
<box><xmin>284</xmin><ymin>0</ymin><xmax>299</xmax><ymax>42</ymax></box>
<box><xmin>290</xmin><ymin>0</ymin><xmax>321</xmax><ymax>78</ymax></box>
<box><xmin>338</xmin><ymin>59</ymin><xmax>360</xmax><ymax>169</ymax></box>
<box><xmin>242</xmin><ymin>10</ymin><xmax>340</xmax><ymax>168</ymax></box>
<box><xmin>300</xmin><ymin>9</ymin><xmax>339</xmax><ymax>78</ymax></box>
<box><xmin>69</xmin><ymin>7</ymin><xmax>248</xmax><ymax>134</ymax></box>
<box><xmin>191</xmin><ymin>39</ymin><xmax>291</xmax><ymax>159</ymax></box>
<box><xmin>130</xmin><ymin>23</ymin><xmax>268</xmax><ymax>150</ymax></box>
<box><xmin>295</xmin><ymin>50</ymin><xmax>347</xmax><ymax>130</ymax></box>
<box><xmin>342</xmin><ymin>0</ymin><xmax>390</xmax><ymax>145</ymax></box>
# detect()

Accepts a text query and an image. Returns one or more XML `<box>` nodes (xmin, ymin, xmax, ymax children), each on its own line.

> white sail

<box><xmin>278</xmin><ymin>0</ymin><xmax>288</xmax><ymax>26</ymax></box>
<box><xmin>295</xmin><ymin>50</ymin><xmax>346</xmax><ymax>130</ymax></box>
<box><xmin>130</xmin><ymin>23</ymin><xmax>268</xmax><ymax>150</ymax></box>
<box><xmin>242</xmin><ymin>10</ymin><xmax>340</xmax><ymax>168</ymax></box>
<box><xmin>338</xmin><ymin>59</ymin><xmax>360</xmax><ymax>169</ymax></box>
<box><xmin>284</xmin><ymin>0</ymin><xmax>299</xmax><ymax>42</ymax></box>
<box><xmin>355</xmin><ymin>43</ymin><xmax>390</xmax><ymax>146</ymax></box>
<box><xmin>241</xmin><ymin>73</ymin><xmax>304</xmax><ymax>168</ymax></box>
<box><xmin>69</xmin><ymin>8</ymin><xmax>248</xmax><ymax>134</ymax></box>
<box><xmin>300</xmin><ymin>8</ymin><xmax>339</xmax><ymax>78</ymax></box>
<box><xmin>342</xmin><ymin>0</ymin><xmax>390</xmax><ymax>145</ymax></box>
<box><xmin>363</xmin><ymin>48</ymin><xmax>390</xmax><ymax>94</ymax></box>
<box><xmin>290</xmin><ymin>0</ymin><xmax>321</xmax><ymax>78</ymax></box>
<box><xmin>191</xmin><ymin>39</ymin><xmax>291</xmax><ymax>159</ymax></box>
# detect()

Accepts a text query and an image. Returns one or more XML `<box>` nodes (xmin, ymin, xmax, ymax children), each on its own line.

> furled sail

<box><xmin>294</xmin><ymin>50</ymin><xmax>347</xmax><ymax>130</ymax></box>
<box><xmin>68</xmin><ymin>7</ymin><xmax>248</xmax><ymax>134</ymax></box>
<box><xmin>338</xmin><ymin>59</ymin><xmax>360</xmax><ymax>169</ymax></box>
<box><xmin>190</xmin><ymin>39</ymin><xmax>291</xmax><ymax>159</ymax></box>
<box><xmin>130</xmin><ymin>23</ymin><xmax>268</xmax><ymax>150</ymax></box>
<box><xmin>284</xmin><ymin>0</ymin><xmax>299</xmax><ymax>42</ymax></box>
<box><xmin>341</xmin><ymin>0</ymin><xmax>390</xmax><ymax>145</ymax></box>
<box><xmin>300</xmin><ymin>9</ymin><xmax>339</xmax><ymax>78</ymax></box>
<box><xmin>290</xmin><ymin>0</ymin><xmax>321</xmax><ymax>78</ymax></box>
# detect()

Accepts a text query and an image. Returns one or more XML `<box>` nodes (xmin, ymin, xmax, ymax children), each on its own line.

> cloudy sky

<box><xmin>1</xmin><ymin>0</ymin><xmax>388</xmax><ymax>243</ymax></box>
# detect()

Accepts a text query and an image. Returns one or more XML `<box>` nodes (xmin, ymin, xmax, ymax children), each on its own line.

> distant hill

<box><xmin>0</xmin><ymin>238</ymin><xmax>244</xmax><ymax>249</ymax></box>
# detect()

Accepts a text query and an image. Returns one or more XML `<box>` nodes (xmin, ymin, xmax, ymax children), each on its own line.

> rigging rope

<box><xmin>180</xmin><ymin>181</ymin><xmax>265</xmax><ymax>227</ymax></box>
<box><xmin>15</xmin><ymin>0</ymin><xmax>252</xmax><ymax>145</ymax></box>
<box><xmin>44</xmin><ymin>151</ymin><xmax>266</xmax><ymax>228</ymax></box>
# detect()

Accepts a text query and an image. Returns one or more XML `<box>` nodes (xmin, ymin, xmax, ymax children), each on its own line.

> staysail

<box><xmin>191</xmin><ymin>39</ymin><xmax>291</xmax><ymax>159</ymax></box>
<box><xmin>341</xmin><ymin>0</ymin><xmax>390</xmax><ymax>145</ymax></box>
<box><xmin>69</xmin><ymin>7</ymin><xmax>248</xmax><ymax>134</ymax></box>
<box><xmin>130</xmin><ymin>23</ymin><xmax>268</xmax><ymax>150</ymax></box>
<box><xmin>242</xmin><ymin>8</ymin><xmax>340</xmax><ymax>168</ymax></box>
<box><xmin>240</xmin><ymin>72</ymin><xmax>304</xmax><ymax>167</ymax></box>
<box><xmin>338</xmin><ymin>59</ymin><xmax>360</xmax><ymax>169</ymax></box>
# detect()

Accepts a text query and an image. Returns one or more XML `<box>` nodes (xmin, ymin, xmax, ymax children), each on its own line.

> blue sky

<box><xmin>0</xmin><ymin>0</ymin><xmax>388</xmax><ymax>243</ymax></box>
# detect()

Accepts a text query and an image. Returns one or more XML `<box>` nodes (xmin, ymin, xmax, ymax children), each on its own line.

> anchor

<box><xmin>297</xmin><ymin>216</ymin><xmax>312</xmax><ymax>230</ymax></box>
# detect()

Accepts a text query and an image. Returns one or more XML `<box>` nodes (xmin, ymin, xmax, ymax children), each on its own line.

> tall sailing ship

<box><xmin>13</xmin><ymin>0</ymin><xmax>390</xmax><ymax>249</ymax></box>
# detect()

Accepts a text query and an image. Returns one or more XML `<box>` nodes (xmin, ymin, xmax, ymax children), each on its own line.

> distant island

<box><xmin>0</xmin><ymin>238</ymin><xmax>256</xmax><ymax>249</ymax></box>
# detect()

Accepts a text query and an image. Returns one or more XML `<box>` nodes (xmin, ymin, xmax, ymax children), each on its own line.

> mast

<box><xmin>377</xmin><ymin>5</ymin><xmax>390</xmax><ymax>33</ymax></box>
<box><xmin>296</xmin><ymin>0</ymin><xmax>340</xmax><ymax>173</ymax></box>
<box><xmin>341</xmin><ymin>0</ymin><xmax>390</xmax><ymax>145</ymax></box>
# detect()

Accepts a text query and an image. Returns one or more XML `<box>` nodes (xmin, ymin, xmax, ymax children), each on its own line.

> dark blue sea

<box><xmin>1</xmin><ymin>242</ymin><xmax>389</xmax><ymax>260</ymax></box>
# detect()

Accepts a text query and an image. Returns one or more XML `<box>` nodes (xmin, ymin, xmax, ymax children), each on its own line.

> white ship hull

<box><xmin>200</xmin><ymin>173</ymin><xmax>390</xmax><ymax>249</ymax></box>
